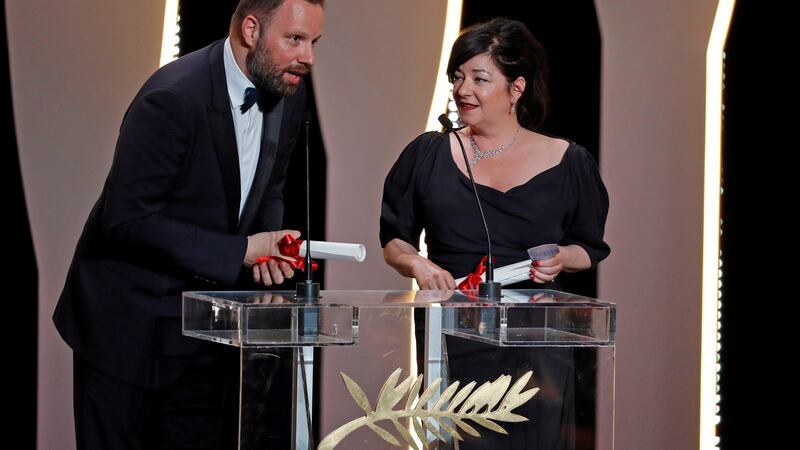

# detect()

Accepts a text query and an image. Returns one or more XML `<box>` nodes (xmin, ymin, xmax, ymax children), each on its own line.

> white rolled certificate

<box><xmin>300</xmin><ymin>240</ymin><xmax>366</xmax><ymax>262</ymax></box>
<box><xmin>455</xmin><ymin>259</ymin><xmax>531</xmax><ymax>287</ymax></box>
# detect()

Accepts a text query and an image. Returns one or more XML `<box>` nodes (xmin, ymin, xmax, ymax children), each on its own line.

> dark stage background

<box><xmin>719</xmin><ymin>1</ymin><xmax>778</xmax><ymax>446</ymax></box>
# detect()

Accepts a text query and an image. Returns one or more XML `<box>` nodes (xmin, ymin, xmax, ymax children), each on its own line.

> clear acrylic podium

<box><xmin>183</xmin><ymin>289</ymin><xmax>615</xmax><ymax>450</ymax></box>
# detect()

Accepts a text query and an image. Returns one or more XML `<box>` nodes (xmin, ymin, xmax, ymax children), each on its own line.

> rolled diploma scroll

<box><xmin>301</xmin><ymin>240</ymin><xmax>366</xmax><ymax>262</ymax></box>
<box><xmin>454</xmin><ymin>259</ymin><xmax>531</xmax><ymax>286</ymax></box>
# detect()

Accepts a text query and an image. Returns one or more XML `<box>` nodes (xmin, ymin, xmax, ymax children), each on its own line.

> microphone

<box><xmin>438</xmin><ymin>114</ymin><xmax>501</xmax><ymax>299</ymax></box>
<box><xmin>296</xmin><ymin>109</ymin><xmax>320</xmax><ymax>300</ymax></box>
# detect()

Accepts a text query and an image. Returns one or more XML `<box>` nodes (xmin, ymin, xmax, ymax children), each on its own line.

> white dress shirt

<box><xmin>223</xmin><ymin>37</ymin><xmax>264</xmax><ymax>218</ymax></box>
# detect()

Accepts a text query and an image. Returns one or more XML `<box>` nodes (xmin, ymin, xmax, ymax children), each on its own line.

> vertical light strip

<box><xmin>160</xmin><ymin>0</ymin><xmax>181</xmax><ymax>67</ymax></box>
<box><xmin>425</xmin><ymin>0</ymin><xmax>464</xmax><ymax>131</ymax></box>
<box><xmin>410</xmin><ymin>4</ymin><xmax>464</xmax><ymax>443</ymax></box>
<box><xmin>702</xmin><ymin>1</ymin><xmax>735</xmax><ymax>449</ymax></box>
<box><xmin>415</xmin><ymin>0</ymin><xmax>463</xmax><ymax>291</ymax></box>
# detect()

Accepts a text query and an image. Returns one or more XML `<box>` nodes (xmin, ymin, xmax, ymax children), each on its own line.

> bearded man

<box><xmin>53</xmin><ymin>1</ymin><xmax>325</xmax><ymax>448</ymax></box>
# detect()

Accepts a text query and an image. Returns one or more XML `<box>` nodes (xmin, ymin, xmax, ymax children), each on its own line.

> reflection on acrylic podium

<box><xmin>183</xmin><ymin>289</ymin><xmax>615</xmax><ymax>450</ymax></box>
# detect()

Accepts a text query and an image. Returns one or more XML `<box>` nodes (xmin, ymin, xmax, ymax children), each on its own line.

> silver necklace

<box><xmin>468</xmin><ymin>126</ymin><xmax>521</xmax><ymax>166</ymax></box>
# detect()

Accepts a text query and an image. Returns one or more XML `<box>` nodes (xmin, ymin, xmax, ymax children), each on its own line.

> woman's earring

<box><xmin>510</xmin><ymin>102</ymin><xmax>517</xmax><ymax>113</ymax></box>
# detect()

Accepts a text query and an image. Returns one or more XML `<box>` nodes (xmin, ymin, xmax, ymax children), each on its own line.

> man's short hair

<box><xmin>232</xmin><ymin>0</ymin><xmax>325</xmax><ymax>27</ymax></box>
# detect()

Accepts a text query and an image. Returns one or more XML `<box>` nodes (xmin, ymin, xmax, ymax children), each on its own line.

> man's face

<box><xmin>246</xmin><ymin>0</ymin><xmax>324</xmax><ymax>97</ymax></box>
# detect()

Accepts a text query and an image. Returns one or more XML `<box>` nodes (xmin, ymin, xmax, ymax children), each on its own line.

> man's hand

<box><xmin>245</xmin><ymin>230</ymin><xmax>301</xmax><ymax>286</ymax></box>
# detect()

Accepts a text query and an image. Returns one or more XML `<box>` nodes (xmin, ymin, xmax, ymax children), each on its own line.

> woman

<box><xmin>380</xmin><ymin>18</ymin><xmax>609</xmax><ymax>290</ymax></box>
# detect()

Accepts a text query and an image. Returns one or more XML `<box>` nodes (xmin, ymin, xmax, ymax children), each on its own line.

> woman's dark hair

<box><xmin>446</xmin><ymin>18</ymin><xmax>549</xmax><ymax>130</ymax></box>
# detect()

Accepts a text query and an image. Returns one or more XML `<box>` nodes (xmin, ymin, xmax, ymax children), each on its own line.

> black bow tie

<box><xmin>240</xmin><ymin>87</ymin><xmax>261</xmax><ymax>113</ymax></box>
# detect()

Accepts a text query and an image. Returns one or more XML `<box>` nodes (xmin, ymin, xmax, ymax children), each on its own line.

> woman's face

<box><xmin>451</xmin><ymin>53</ymin><xmax>514</xmax><ymax>128</ymax></box>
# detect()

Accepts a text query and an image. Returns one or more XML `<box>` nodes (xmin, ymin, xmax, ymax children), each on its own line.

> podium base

<box><xmin>478</xmin><ymin>281</ymin><xmax>502</xmax><ymax>299</ymax></box>
<box><xmin>295</xmin><ymin>281</ymin><xmax>320</xmax><ymax>301</ymax></box>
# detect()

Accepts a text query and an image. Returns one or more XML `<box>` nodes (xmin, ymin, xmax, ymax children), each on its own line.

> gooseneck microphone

<box><xmin>296</xmin><ymin>110</ymin><xmax>320</xmax><ymax>300</ymax></box>
<box><xmin>438</xmin><ymin>114</ymin><xmax>501</xmax><ymax>299</ymax></box>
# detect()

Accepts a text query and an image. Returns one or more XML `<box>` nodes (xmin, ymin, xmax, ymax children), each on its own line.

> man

<box><xmin>53</xmin><ymin>0</ymin><xmax>325</xmax><ymax>448</ymax></box>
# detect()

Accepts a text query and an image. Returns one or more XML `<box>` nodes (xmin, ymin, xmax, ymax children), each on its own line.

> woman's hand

<box><xmin>530</xmin><ymin>251</ymin><xmax>563</xmax><ymax>284</ymax></box>
<box><xmin>529</xmin><ymin>244</ymin><xmax>592</xmax><ymax>283</ymax></box>
<box><xmin>383</xmin><ymin>238</ymin><xmax>456</xmax><ymax>289</ymax></box>
<box><xmin>410</xmin><ymin>257</ymin><xmax>457</xmax><ymax>290</ymax></box>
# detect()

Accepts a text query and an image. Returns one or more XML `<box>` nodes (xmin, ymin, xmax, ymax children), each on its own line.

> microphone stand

<box><xmin>296</xmin><ymin>111</ymin><xmax>320</xmax><ymax>300</ymax></box>
<box><xmin>438</xmin><ymin>114</ymin><xmax>501</xmax><ymax>299</ymax></box>
<box><xmin>293</xmin><ymin>115</ymin><xmax>318</xmax><ymax>450</ymax></box>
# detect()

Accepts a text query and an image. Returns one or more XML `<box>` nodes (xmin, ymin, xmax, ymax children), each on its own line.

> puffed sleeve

<box><xmin>563</xmin><ymin>146</ymin><xmax>610</xmax><ymax>267</ymax></box>
<box><xmin>379</xmin><ymin>132</ymin><xmax>441</xmax><ymax>250</ymax></box>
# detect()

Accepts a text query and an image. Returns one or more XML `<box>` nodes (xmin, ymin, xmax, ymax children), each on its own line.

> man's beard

<box><xmin>246</xmin><ymin>38</ymin><xmax>307</xmax><ymax>97</ymax></box>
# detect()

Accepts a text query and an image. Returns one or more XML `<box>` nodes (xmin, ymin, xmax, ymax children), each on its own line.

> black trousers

<box><xmin>72</xmin><ymin>351</ymin><xmax>238</xmax><ymax>450</ymax></box>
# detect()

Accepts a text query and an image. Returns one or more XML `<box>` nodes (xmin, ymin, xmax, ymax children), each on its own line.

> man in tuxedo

<box><xmin>53</xmin><ymin>0</ymin><xmax>325</xmax><ymax>448</ymax></box>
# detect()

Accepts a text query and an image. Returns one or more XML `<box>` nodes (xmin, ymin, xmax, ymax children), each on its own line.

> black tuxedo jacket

<box><xmin>54</xmin><ymin>40</ymin><xmax>306</xmax><ymax>388</ymax></box>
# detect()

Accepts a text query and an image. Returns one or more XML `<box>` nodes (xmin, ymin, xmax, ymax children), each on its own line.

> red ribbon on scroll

<box><xmin>458</xmin><ymin>256</ymin><xmax>488</xmax><ymax>290</ymax></box>
<box><xmin>255</xmin><ymin>235</ymin><xmax>318</xmax><ymax>272</ymax></box>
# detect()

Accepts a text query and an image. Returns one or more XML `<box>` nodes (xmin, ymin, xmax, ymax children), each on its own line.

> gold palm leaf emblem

<box><xmin>318</xmin><ymin>368</ymin><xmax>539</xmax><ymax>450</ymax></box>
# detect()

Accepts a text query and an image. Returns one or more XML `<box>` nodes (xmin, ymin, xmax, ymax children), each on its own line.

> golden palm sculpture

<box><xmin>318</xmin><ymin>368</ymin><xmax>539</xmax><ymax>450</ymax></box>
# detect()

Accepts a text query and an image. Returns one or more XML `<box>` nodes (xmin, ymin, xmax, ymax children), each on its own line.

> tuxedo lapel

<box><xmin>238</xmin><ymin>97</ymin><xmax>284</xmax><ymax>233</ymax></box>
<box><xmin>207</xmin><ymin>41</ymin><xmax>240</xmax><ymax>234</ymax></box>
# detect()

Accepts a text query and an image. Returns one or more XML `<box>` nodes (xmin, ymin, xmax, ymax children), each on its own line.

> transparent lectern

<box><xmin>183</xmin><ymin>289</ymin><xmax>615</xmax><ymax>450</ymax></box>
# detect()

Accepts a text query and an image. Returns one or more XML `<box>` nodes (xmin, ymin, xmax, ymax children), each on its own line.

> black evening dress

<box><xmin>380</xmin><ymin>131</ymin><xmax>611</xmax><ymax>450</ymax></box>
<box><xmin>380</xmin><ymin>131</ymin><xmax>610</xmax><ymax>286</ymax></box>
